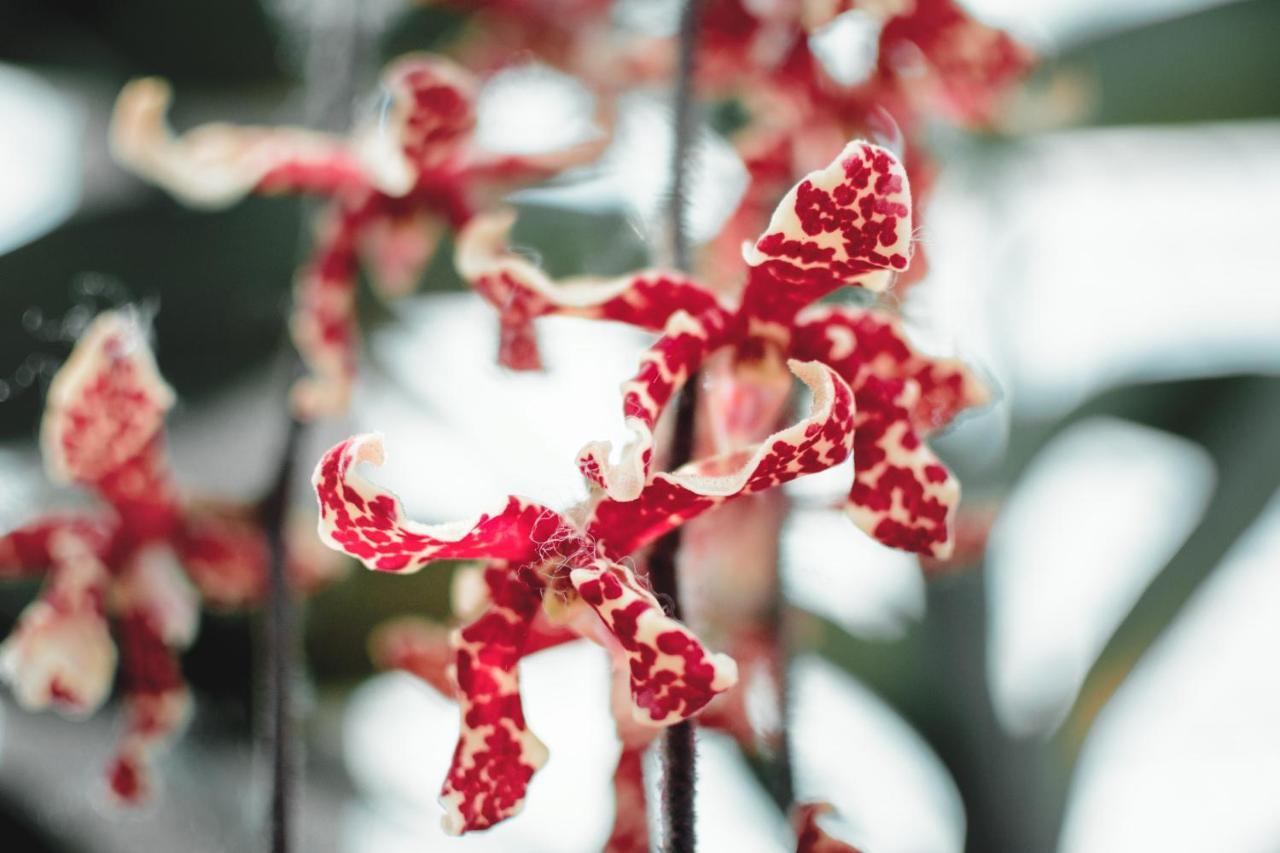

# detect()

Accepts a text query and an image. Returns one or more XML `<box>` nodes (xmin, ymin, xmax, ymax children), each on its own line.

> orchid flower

<box><xmin>110</xmin><ymin>53</ymin><xmax>606</xmax><ymax>418</ymax></box>
<box><xmin>312</xmin><ymin>345</ymin><xmax>856</xmax><ymax>832</ymax></box>
<box><xmin>371</xmin><ymin>564</ymin><xmax>847</xmax><ymax>853</ymax></box>
<box><xmin>461</xmin><ymin>139</ymin><xmax>988</xmax><ymax>559</ymax></box>
<box><xmin>0</xmin><ymin>311</ymin><xmax>333</xmax><ymax>802</ymax></box>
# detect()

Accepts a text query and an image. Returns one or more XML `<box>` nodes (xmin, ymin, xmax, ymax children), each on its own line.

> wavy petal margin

<box><xmin>378</xmin><ymin>54</ymin><xmax>478</xmax><ymax>184</ymax></box>
<box><xmin>588</xmin><ymin>360</ymin><xmax>856</xmax><ymax>557</ymax></box>
<box><xmin>577</xmin><ymin>308</ymin><xmax>733</xmax><ymax>500</ymax></box>
<box><xmin>41</xmin><ymin>311</ymin><xmax>175</xmax><ymax>490</ymax></box>
<box><xmin>313</xmin><ymin>434</ymin><xmax>566</xmax><ymax>572</ymax></box>
<box><xmin>111</xmin><ymin>77</ymin><xmax>363</xmax><ymax>208</ymax></box>
<box><xmin>571</xmin><ymin>558</ymin><xmax>738</xmax><ymax>725</ymax></box>
<box><xmin>848</xmin><ymin>376</ymin><xmax>958</xmax><ymax>558</ymax></box>
<box><xmin>743</xmin><ymin>140</ymin><xmax>912</xmax><ymax>297</ymax></box>
<box><xmin>790</xmin><ymin>305</ymin><xmax>990</xmax><ymax>433</ymax></box>
<box><xmin>0</xmin><ymin>528</ymin><xmax>115</xmax><ymax>716</ymax></box>
<box><xmin>439</xmin><ymin>568</ymin><xmax>548</xmax><ymax>834</ymax></box>
<box><xmin>457</xmin><ymin>210</ymin><xmax>721</xmax><ymax>370</ymax></box>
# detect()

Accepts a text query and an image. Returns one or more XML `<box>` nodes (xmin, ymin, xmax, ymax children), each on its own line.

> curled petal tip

<box><xmin>571</xmin><ymin>561</ymin><xmax>737</xmax><ymax>727</ymax></box>
<box><xmin>747</xmin><ymin>139</ymin><xmax>912</xmax><ymax>291</ymax></box>
<box><xmin>576</xmin><ymin>435</ymin><xmax>647</xmax><ymax>502</ymax></box>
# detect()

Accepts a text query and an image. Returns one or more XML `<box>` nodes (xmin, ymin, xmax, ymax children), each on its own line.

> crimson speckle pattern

<box><xmin>310</xmin><ymin>362</ymin><xmax>863</xmax><ymax>831</ymax></box>
<box><xmin>502</xmin><ymin>140</ymin><xmax>987</xmax><ymax>558</ymax></box>
<box><xmin>790</xmin><ymin>305</ymin><xmax>989</xmax><ymax>557</ymax></box>
<box><xmin>439</xmin><ymin>566</ymin><xmax>548</xmax><ymax>833</ymax></box>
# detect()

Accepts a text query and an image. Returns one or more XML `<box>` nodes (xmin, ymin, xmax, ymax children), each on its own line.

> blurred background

<box><xmin>0</xmin><ymin>0</ymin><xmax>1278</xmax><ymax>851</ymax></box>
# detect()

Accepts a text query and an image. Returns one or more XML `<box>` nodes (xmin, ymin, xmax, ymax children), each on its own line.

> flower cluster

<box><xmin>0</xmin><ymin>312</ymin><xmax>335</xmax><ymax>803</ymax></box>
<box><xmin>312</xmin><ymin>135</ymin><xmax>983</xmax><ymax>848</ymax></box>
<box><xmin>111</xmin><ymin>53</ymin><xmax>605</xmax><ymax>418</ymax></box>
<box><xmin>57</xmin><ymin>2</ymin><xmax>1019</xmax><ymax>845</ymax></box>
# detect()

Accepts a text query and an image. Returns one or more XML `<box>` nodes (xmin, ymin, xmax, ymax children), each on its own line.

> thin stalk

<box><xmin>259</xmin><ymin>406</ymin><xmax>304</xmax><ymax>853</ymax></box>
<box><xmin>258</xmin><ymin>4</ymin><xmax>369</xmax><ymax>847</ymax></box>
<box><xmin>651</xmin><ymin>2</ymin><xmax>703</xmax><ymax>851</ymax></box>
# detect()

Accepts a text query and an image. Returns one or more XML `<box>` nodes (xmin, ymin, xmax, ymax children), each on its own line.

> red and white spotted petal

<box><xmin>0</xmin><ymin>516</ymin><xmax>107</xmax><ymax>578</ymax></box>
<box><xmin>848</xmin><ymin>376</ymin><xmax>959</xmax><ymax>559</ymax></box>
<box><xmin>107</xmin><ymin>607</ymin><xmax>191</xmax><ymax>804</ymax></box>
<box><xmin>370</xmin><ymin>617</ymin><xmax>457</xmax><ymax>697</ymax></box>
<box><xmin>0</xmin><ymin>529</ymin><xmax>115</xmax><ymax>716</ymax></box>
<box><xmin>439</xmin><ymin>568</ymin><xmax>548</xmax><ymax>834</ymax></box>
<box><xmin>790</xmin><ymin>305</ymin><xmax>990</xmax><ymax>434</ymax></box>
<box><xmin>456</xmin><ymin>210</ymin><xmax>722</xmax><ymax>371</ymax></box>
<box><xmin>290</xmin><ymin>207</ymin><xmax>363</xmax><ymax>419</ymax></box>
<box><xmin>588</xmin><ymin>360</ymin><xmax>856</xmax><ymax>558</ymax></box>
<box><xmin>41</xmin><ymin>311</ymin><xmax>175</xmax><ymax>490</ymax></box>
<box><xmin>174</xmin><ymin>503</ymin><xmax>270</xmax><ymax>608</ymax></box>
<box><xmin>577</xmin><ymin>308</ymin><xmax>733</xmax><ymax>501</ymax></box>
<box><xmin>794</xmin><ymin>802</ymin><xmax>865</xmax><ymax>853</ymax></box>
<box><xmin>374</xmin><ymin>54</ymin><xmax>478</xmax><ymax>188</ymax></box>
<box><xmin>743</xmin><ymin>140</ymin><xmax>912</xmax><ymax>297</ymax></box>
<box><xmin>105</xmin><ymin>686</ymin><xmax>191</xmax><ymax>806</ymax></box>
<box><xmin>312</xmin><ymin>434</ymin><xmax>568</xmax><ymax>572</ymax></box>
<box><xmin>570</xmin><ymin>558</ymin><xmax>738</xmax><ymax>726</ymax></box>
<box><xmin>111</xmin><ymin>77</ymin><xmax>364</xmax><ymax>208</ymax></box>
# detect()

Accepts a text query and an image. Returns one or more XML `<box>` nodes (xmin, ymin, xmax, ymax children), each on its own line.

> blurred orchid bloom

<box><xmin>692</xmin><ymin>0</ymin><xmax>1031</xmax><ymax>293</ymax></box>
<box><xmin>110</xmin><ymin>53</ymin><xmax>606</xmax><ymax>419</ymax></box>
<box><xmin>421</xmin><ymin>0</ymin><xmax>629</xmax><ymax>83</ymax></box>
<box><xmin>0</xmin><ymin>311</ymin><xmax>337</xmax><ymax>803</ymax></box>
<box><xmin>311</xmin><ymin>350</ymin><xmax>856</xmax><ymax>833</ymax></box>
<box><xmin>462</xmin><ymin>140</ymin><xmax>988</xmax><ymax>559</ymax></box>
<box><xmin>697</xmin><ymin>0</ymin><xmax>1032</xmax><ymax>133</ymax></box>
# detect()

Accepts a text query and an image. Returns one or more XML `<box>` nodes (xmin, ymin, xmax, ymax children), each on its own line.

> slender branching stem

<box><xmin>260</xmin><ymin>408</ymin><xmax>304</xmax><ymax>853</ymax></box>
<box><xmin>651</xmin><ymin>2</ymin><xmax>703</xmax><ymax>851</ymax></box>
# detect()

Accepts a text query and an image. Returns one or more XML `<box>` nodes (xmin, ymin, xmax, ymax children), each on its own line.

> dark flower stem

<box><xmin>259</xmin><ymin>406</ymin><xmax>304</xmax><ymax>853</ymax></box>
<box><xmin>650</xmin><ymin>2</ymin><xmax>703</xmax><ymax>851</ymax></box>
<box><xmin>258</xmin><ymin>5</ymin><xmax>371</xmax><ymax>848</ymax></box>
